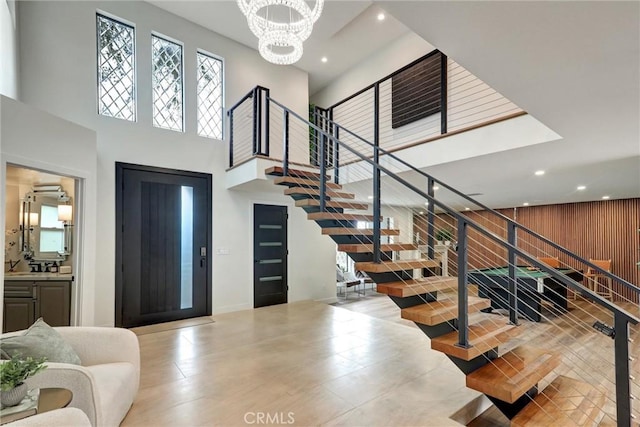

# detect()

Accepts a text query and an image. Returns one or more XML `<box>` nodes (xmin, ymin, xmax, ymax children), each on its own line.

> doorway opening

<box><xmin>4</xmin><ymin>164</ymin><xmax>81</xmax><ymax>330</ymax></box>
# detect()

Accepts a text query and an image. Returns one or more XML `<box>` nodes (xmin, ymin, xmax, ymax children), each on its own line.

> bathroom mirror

<box><xmin>20</xmin><ymin>185</ymin><xmax>73</xmax><ymax>262</ymax></box>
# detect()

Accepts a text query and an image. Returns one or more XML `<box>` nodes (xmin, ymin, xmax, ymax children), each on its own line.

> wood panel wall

<box><xmin>413</xmin><ymin>199</ymin><xmax>640</xmax><ymax>301</ymax></box>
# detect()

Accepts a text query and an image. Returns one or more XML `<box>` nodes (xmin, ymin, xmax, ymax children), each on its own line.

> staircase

<box><xmin>267</xmin><ymin>165</ymin><xmax>610</xmax><ymax>426</ymax></box>
<box><xmin>230</xmin><ymin>87</ymin><xmax>640</xmax><ymax>426</ymax></box>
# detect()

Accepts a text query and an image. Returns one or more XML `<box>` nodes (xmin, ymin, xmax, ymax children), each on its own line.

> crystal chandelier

<box><xmin>237</xmin><ymin>0</ymin><xmax>324</xmax><ymax>65</ymax></box>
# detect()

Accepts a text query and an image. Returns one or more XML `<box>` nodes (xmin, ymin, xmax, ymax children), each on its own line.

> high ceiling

<box><xmin>149</xmin><ymin>0</ymin><xmax>639</xmax><ymax>209</ymax></box>
<box><xmin>147</xmin><ymin>0</ymin><xmax>409</xmax><ymax>95</ymax></box>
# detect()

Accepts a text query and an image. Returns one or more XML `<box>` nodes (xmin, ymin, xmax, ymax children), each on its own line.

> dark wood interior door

<box><xmin>116</xmin><ymin>163</ymin><xmax>212</xmax><ymax>327</ymax></box>
<box><xmin>254</xmin><ymin>204</ymin><xmax>288</xmax><ymax>308</ymax></box>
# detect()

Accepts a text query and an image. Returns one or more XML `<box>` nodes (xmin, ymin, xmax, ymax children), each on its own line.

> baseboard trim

<box><xmin>213</xmin><ymin>303</ymin><xmax>253</xmax><ymax>315</ymax></box>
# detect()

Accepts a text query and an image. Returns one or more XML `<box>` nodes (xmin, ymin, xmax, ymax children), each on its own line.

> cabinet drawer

<box><xmin>4</xmin><ymin>282</ymin><xmax>34</xmax><ymax>298</ymax></box>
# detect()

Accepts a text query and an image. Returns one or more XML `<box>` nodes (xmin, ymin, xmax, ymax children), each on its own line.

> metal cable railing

<box><xmin>317</xmin><ymin>114</ymin><xmax>640</xmax><ymax>304</ymax></box>
<box><xmin>301</xmin><ymin>113</ymin><xmax>640</xmax><ymax>424</ymax></box>
<box><xmin>226</xmin><ymin>80</ymin><xmax>639</xmax><ymax>424</ymax></box>
<box><xmin>228</xmin><ymin>86</ymin><xmax>271</xmax><ymax>168</ymax></box>
<box><xmin>314</xmin><ymin>51</ymin><xmax>524</xmax><ymax>165</ymax></box>
<box><xmin>262</xmin><ymin>93</ymin><xmax>639</xmax><ymax>425</ymax></box>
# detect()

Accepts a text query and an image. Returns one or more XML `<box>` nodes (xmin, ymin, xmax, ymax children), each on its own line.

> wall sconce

<box><xmin>57</xmin><ymin>204</ymin><xmax>73</xmax><ymax>255</ymax></box>
<box><xmin>29</xmin><ymin>212</ymin><xmax>39</xmax><ymax>227</ymax></box>
<box><xmin>58</xmin><ymin>205</ymin><xmax>73</xmax><ymax>222</ymax></box>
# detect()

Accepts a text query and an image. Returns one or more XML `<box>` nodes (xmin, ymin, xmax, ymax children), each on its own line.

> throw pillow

<box><xmin>0</xmin><ymin>318</ymin><xmax>81</xmax><ymax>365</ymax></box>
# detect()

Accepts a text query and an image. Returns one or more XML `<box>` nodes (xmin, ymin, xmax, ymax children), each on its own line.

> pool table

<box><xmin>468</xmin><ymin>266</ymin><xmax>583</xmax><ymax>322</ymax></box>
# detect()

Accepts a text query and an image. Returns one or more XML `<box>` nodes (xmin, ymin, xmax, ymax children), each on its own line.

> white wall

<box><xmin>15</xmin><ymin>1</ymin><xmax>334</xmax><ymax>325</ymax></box>
<box><xmin>18</xmin><ymin>0</ymin><xmax>309</xmax><ymax>138</ymax></box>
<box><xmin>213</xmin><ymin>183</ymin><xmax>337</xmax><ymax>313</ymax></box>
<box><xmin>311</xmin><ymin>32</ymin><xmax>434</xmax><ymax>107</ymax></box>
<box><xmin>1</xmin><ymin>0</ymin><xmax>18</xmax><ymax>98</ymax></box>
<box><xmin>1</xmin><ymin>95</ymin><xmax>98</xmax><ymax>326</ymax></box>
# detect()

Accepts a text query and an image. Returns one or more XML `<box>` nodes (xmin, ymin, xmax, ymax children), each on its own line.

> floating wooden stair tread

<box><xmin>511</xmin><ymin>375</ymin><xmax>606</xmax><ymax>427</ymax></box>
<box><xmin>401</xmin><ymin>297</ymin><xmax>490</xmax><ymax>326</ymax></box>
<box><xmin>377</xmin><ymin>276</ymin><xmax>457</xmax><ymax>297</ymax></box>
<box><xmin>338</xmin><ymin>243</ymin><xmax>418</xmax><ymax>253</ymax></box>
<box><xmin>295</xmin><ymin>199</ymin><xmax>369</xmax><ymax>210</ymax></box>
<box><xmin>265</xmin><ymin>166</ymin><xmax>327</xmax><ymax>180</ymax></box>
<box><xmin>430</xmin><ymin>318</ymin><xmax>520</xmax><ymax>361</ymax></box>
<box><xmin>355</xmin><ymin>258</ymin><xmax>440</xmax><ymax>273</ymax></box>
<box><xmin>321</xmin><ymin>228</ymin><xmax>400</xmax><ymax>236</ymax></box>
<box><xmin>466</xmin><ymin>345</ymin><xmax>561</xmax><ymax>404</ymax></box>
<box><xmin>273</xmin><ymin>176</ymin><xmax>341</xmax><ymax>189</ymax></box>
<box><xmin>284</xmin><ymin>188</ymin><xmax>355</xmax><ymax>199</ymax></box>
<box><xmin>308</xmin><ymin>212</ymin><xmax>379</xmax><ymax>221</ymax></box>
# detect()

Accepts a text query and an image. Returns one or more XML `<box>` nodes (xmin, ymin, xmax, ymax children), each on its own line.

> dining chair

<box><xmin>585</xmin><ymin>259</ymin><xmax>613</xmax><ymax>300</ymax></box>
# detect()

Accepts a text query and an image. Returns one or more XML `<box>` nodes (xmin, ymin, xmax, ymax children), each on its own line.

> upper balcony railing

<box><xmin>311</xmin><ymin>49</ymin><xmax>525</xmax><ymax>167</ymax></box>
<box><xmin>227</xmin><ymin>49</ymin><xmax>525</xmax><ymax>170</ymax></box>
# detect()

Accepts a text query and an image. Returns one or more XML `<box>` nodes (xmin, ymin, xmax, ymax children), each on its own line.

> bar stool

<box><xmin>585</xmin><ymin>259</ymin><xmax>613</xmax><ymax>300</ymax></box>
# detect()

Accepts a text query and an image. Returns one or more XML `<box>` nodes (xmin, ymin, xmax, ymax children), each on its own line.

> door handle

<box><xmin>200</xmin><ymin>258</ymin><xmax>205</xmax><ymax>268</ymax></box>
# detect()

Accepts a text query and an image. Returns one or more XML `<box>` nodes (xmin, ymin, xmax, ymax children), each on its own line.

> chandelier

<box><xmin>237</xmin><ymin>0</ymin><xmax>324</xmax><ymax>65</ymax></box>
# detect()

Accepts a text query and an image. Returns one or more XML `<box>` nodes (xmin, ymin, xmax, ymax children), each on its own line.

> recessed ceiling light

<box><xmin>534</xmin><ymin>170</ymin><xmax>545</xmax><ymax>176</ymax></box>
<box><xmin>419</xmin><ymin>211</ymin><xmax>424</xmax><ymax>215</ymax></box>
<box><xmin>602</xmin><ymin>195</ymin><xmax>610</xmax><ymax>200</ymax></box>
<box><xmin>367</xmin><ymin>195</ymin><xmax>373</xmax><ymax>200</ymax></box>
<box><xmin>424</xmin><ymin>201</ymin><xmax>429</xmax><ymax>206</ymax></box>
<box><xmin>321</xmin><ymin>57</ymin><xmax>328</xmax><ymax>63</ymax></box>
<box><xmin>465</xmin><ymin>207</ymin><xmax>470</xmax><ymax>211</ymax></box>
<box><xmin>433</xmin><ymin>186</ymin><xmax>439</xmax><ymax>191</ymax></box>
<box><xmin>523</xmin><ymin>202</ymin><xmax>530</xmax><ymax>206</ymax></box>
<box><xmin>577</xmin><ymin>185</ymin><xmax>586</xmax><ymax>191</ymax></box>
<box><xmin>377</xmin><ymin>12</ymin><xmax>385</xmax><ymax>21</ymax></box>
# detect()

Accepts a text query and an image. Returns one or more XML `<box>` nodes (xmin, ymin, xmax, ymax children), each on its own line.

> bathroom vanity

<box><xmin>3</xmin><ymin>273</ymin><xmax>72</xmax><ymax>333</ymax></box>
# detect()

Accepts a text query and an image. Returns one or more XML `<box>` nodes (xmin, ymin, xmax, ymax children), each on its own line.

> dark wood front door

<box><xmin>254</xmin><ymin>204</ymin><xmax>288</xmax><ymax>308</ymax></box>
<box><xmin>116</xmin><ymin>163</ymin><xmax>212</xmax><ymax>327</ymax></box>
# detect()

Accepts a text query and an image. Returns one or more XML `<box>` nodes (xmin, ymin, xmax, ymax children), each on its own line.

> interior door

<box><xmin>254</xmin><ymin>204</ymin><xmax>288</xmax><ymax>308</ymax></box>
<box><xmin>116</xmin><ymin>163</ymin><xmax>212</xmax><ymax>327</ymax></box>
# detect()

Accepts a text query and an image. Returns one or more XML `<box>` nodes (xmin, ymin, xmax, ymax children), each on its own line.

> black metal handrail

<box><xmin>318</xmin><ymin>49</ymin><xmax>448</xmax><ymax>149</ymax></box>
<box><xmin>316</xmin><ymin>113</ymin><xmax>640</xmax><ymax>295</ymax></box>
<box><xmin>326</xmin><ymin>49</ymin><xmax>443</xmax><ymax>110</ymax></box>
<box><xmin>227</xmin><ymin>85</ymin><xmax>270</xmax><ymax>168</ymax></box>
<box><xmin>273</xmin><ymin>92</ymin><xmax>638</xmax><ymax>322</ymax></box>
<box><xmin>268</xmin><ymin>94</ymin><xmax>637</xmax><ymax>425</ymax></box>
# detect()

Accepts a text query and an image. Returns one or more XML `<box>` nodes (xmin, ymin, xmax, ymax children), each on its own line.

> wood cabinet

<box><xmin>2</xmin><ymin>280</ymin><xmax>71</xmax><ymax>333</ymax></box>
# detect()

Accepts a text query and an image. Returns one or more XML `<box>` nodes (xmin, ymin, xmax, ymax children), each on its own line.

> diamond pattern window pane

<box><xmin>97</xmin><ymin>15</ymin><xmax>135</xmax><ymax>121</ymax></box>
<box><xmin>197</xmin><ymin>52</ymin><xmax>224</xmax><ymax>139</ymax></box>
<box><xmin>152</xmin><ymin>36</ymin><xmax>183</xmax><ymax>132</ymax></box>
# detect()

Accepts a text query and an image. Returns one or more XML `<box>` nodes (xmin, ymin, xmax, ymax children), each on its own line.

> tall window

<box><xmin>152</xmin><ymin>35</ymin><xmax>183</xmax><ymax>132</ymax></box>
<box><xmin>97</xmin><ymin>14</ymin><xmax>136</xmax><ymax>121</ymax></box>
<box><xmin>196</xmin><ymin>51</ymin><xmax>224</xmax><ymax>139</ymax></box>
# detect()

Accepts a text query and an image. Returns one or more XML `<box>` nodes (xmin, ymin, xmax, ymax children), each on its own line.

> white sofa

<box><xmin>3</xmin><ymin>327</ymin><xmax>140</xmax><ymax>427</ymax></box>
<box><xmin>10</xmin><ymin>408</ymin><xmax>91</xmax><ymax>426</ymax></box>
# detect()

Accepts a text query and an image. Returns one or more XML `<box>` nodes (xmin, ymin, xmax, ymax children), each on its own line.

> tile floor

<box><xmin>123</xmin><ymin>301</ymin><xmax>480</xmax><ymax>426</ymax></box>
